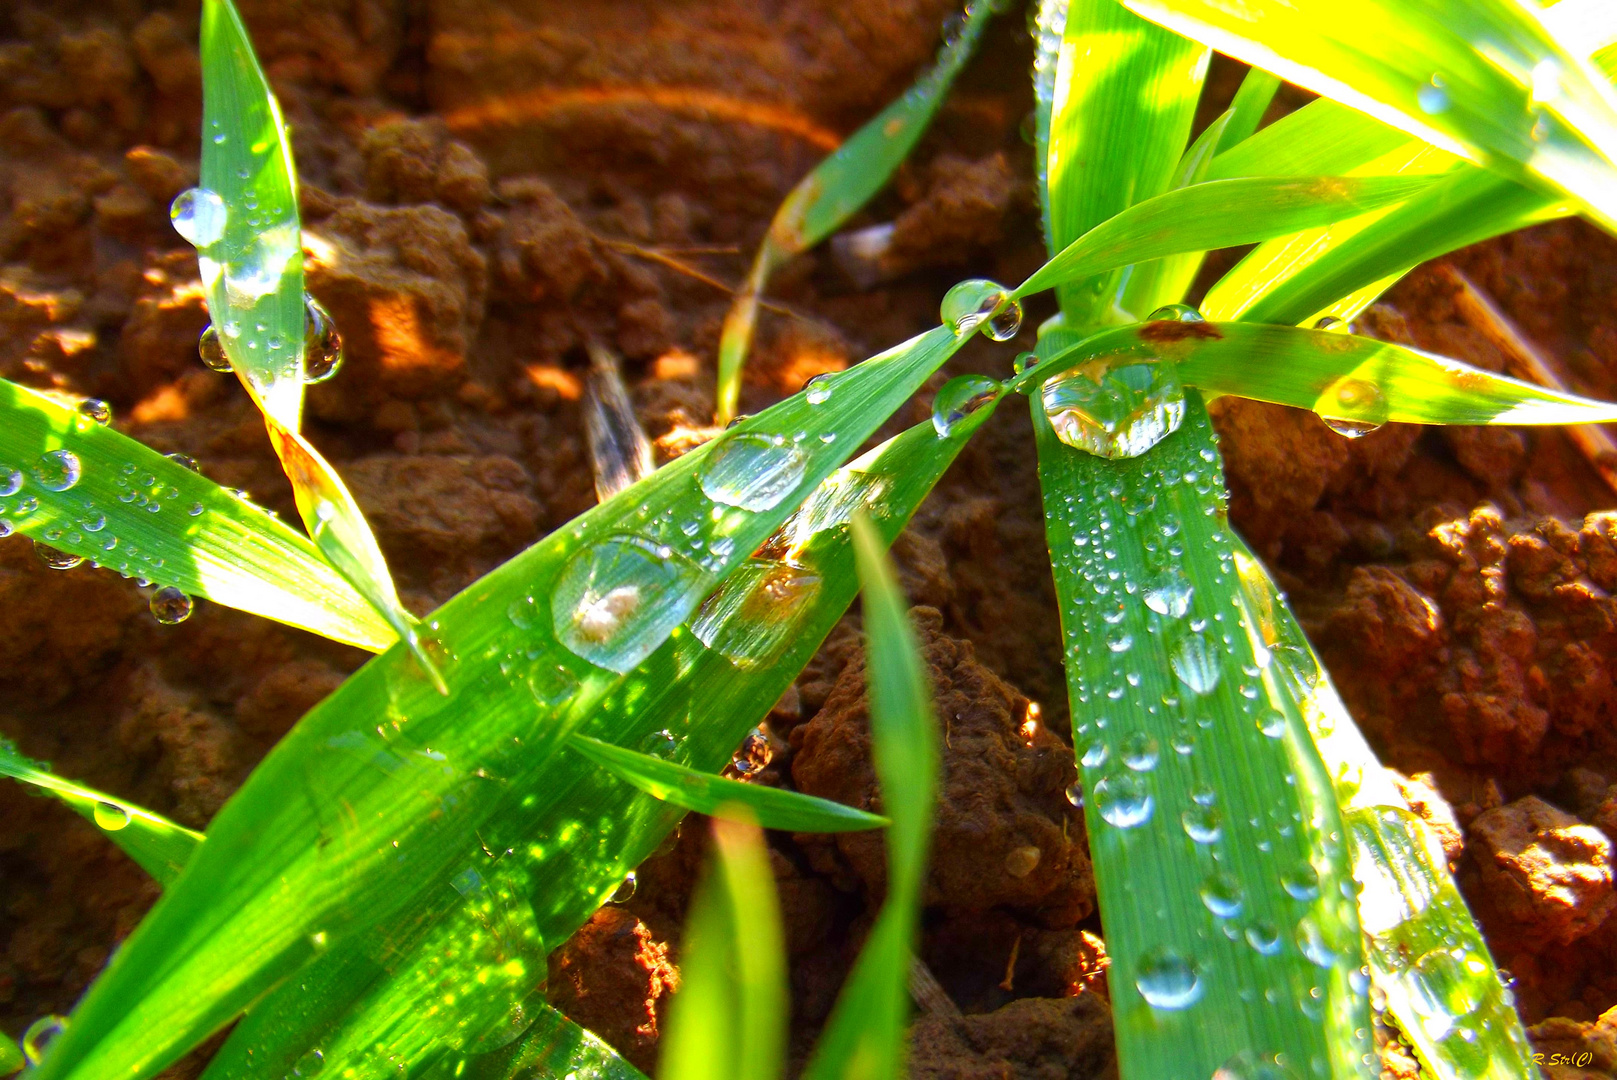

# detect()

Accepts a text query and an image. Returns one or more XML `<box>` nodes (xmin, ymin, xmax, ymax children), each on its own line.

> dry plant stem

<box><xmin>583</xmin><ymin>342</ymin><xmax>654</xmax><ymax>502</ymax></box>
<box><xmin>907</xmin><ymin>957</ymin><xmax>962</xmax><ymax>1019</ymax></box>
<box><xmin>597</xmin><ymin>239</ymin><xmax>800</xmax><ymax>320</ymax></box>
<box><xmin>1440</xmin><ymin>264</ymin><xmax>1617</xmax><ymax>497</ymax></box>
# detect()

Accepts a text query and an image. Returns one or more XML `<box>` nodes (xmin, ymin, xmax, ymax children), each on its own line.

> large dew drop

<box><xmin>31</xmin><ymin>450</ymin><xmax>81</xmax><ymax>492</ymax></box>
<box><xmin>931</xmin><ymin>374</ymin><xmax>1001</xmax><ymax>437</ymax></box>
<box><xmin>304</xmin><ymin>294</ymin><xmax>344</xmax><ymax>382</ymax></box>
<box><xmin>35</xmin><ymin>544</ymin><xmax>83</xmax><ymax>570</ymax></box>
<box><xmin>1170</xmin><ymin>634</ymin><xmax>1221</xmax><ymax>695</ymax></box>
<box><xmin>1200</xmin><ymin>871</ymin><xmax>1243</xmax><ymax>917</ymax></box>
<box><xmin>1318</xmin><ymin>376</ymin><xmax>1387</xmax><ymax>438</ymax></box>
<box><xmin>198</xmin><ymin>325</ymin><xmax>232</xmax><ymax>372</ymax></box>
<box><xmin>690</xmin><ymin>558</ymin><xmax>821</xmax><ymax>668</ymax></box>
<box><xmin>170</xmin><ymin>188</ymin><xmax>228</xmax><ymax>249</ymax></box>
<box><xmin>22</xmin><ymin>1015</ymin><xmax>66</xmax><ymax>1067</ymax></box>
<box><xmin>93</xmin><ymin>801</ymin><xmax>131</xmax><ymax>831</ymax></box>
<box><xmin>551</xmin><ymin>534</ymin><xmax>703</xmax><ymax>673</ymax></box>
<box><xmin>1135</xmin><ymin>945</ymin><xmax>1201</xmax><ymax>1010</ymax></box>
<box><xmin>1042</xmin><ymin>360</ymin><xmax>1186</xmax><ymax>459</ymax></box>
<box><xmin>149</xmin><ymin>586</ymin><xmax>194</xmax><ymax>625</ymax></box>
<box><xmin>1093</xmin><ymin>772</ymin><xmax>1153</xmax><ymax>828</ymax></box>
<box><xmin>699</xmin><ymin>433</ymin><xmax>807</xmax><ymax>512</ymax></box>
<box><xmin>940</xmin><ymin>279</ymin><xmax>1022</xmax><ymax>340</ymax></box>
<box><xmin>1143</xmin><ymin>574</ymin><xmax>1193</xmax><ymax>618</ymax></box>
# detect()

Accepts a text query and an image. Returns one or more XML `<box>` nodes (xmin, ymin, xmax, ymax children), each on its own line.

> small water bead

<box><xmin>166</xmin><ymin>452</ymin><xmax>201</xmax><ymax>473</ymax></box>
<box><xmin>1417</xmin><ymin>75</ymin><xmax>1450</xmax><ymax>115</ymax></box>
<box><xmin>1410</xmin><ymin>947</ymin><xmax>1492</xmax><ymax>1022</ymax></box>
<box><xmin>639</xmin><ymin>729</ymin><xmax>685</xmax><ymax>760</ymax></box>
<box><xmin>303</xmin><ymin>294</ymin><xmax>344</xmax><ymax>382</ymax></box>
<box><xmin>1106</xmin><ymin>631</ymin><xmax>1133</xmax><ymax>653</ymax></box>
<box><xmin>1311</xmin><ymin>315</ymin><xmax>1344</xmax><ymax>332</ymax></box>
<box><xmin>1146</xmin><ymin>303</ymin><xmax>1204</xmax><ymax>324</ymax></box>
<box><xmin>290</xmin><ymin>1049</ymin><xmax>325</xmax><ymax>1078</ymax></box>
<box><xmin>1281</xmin><ymin>862</ymin><xmax>1320</xmax><ymax>902</ymax></box>
<box><xmin>931</xmin><ymin>374</ymin><xmax>1001</xmax><ymax>437</ymax></box>
<box><xmin>94</xmin><ymin>801</ymin><xmax>131</xmax><ymax>831</ymax></box>
<box><xmin>1042</xmin><ymin>358</ymin><xmax>1186</xmax><ymax>459</ymax></box>
<box><xmin>804</xmin><ymin>373</ymin><xmax>834</xmax><ymax>405</ymax></box>
<box><xmin>1143</xmin><ymin>575</ymin><xmax>1193</xmax><ymax>618</ymax></box>
<box><xmin>1170</xmin><ymin>635</ymin><xmax>1221</xmax><ymax>695</ymax></box>
<box><xmin>609</xmin><ymin>872</ymin><xmax>638</xmax><ymax>903</ymax></box>
<box><xmin>22</xmin><ymin>1015</ymin><xmax>67</xmax><ymax>1066</ymax></box>
<box><xmin>1012</xmin><ymin>351</ymin><xmax>1038</xmax><ymax>376</ymax></box>
<box><xmin>1064</xmin><ymin>780</ymin><xmax>1083</xmax><ymax>808</ymax></box>
<box><xmin>1322</xmin><ymin>417</ymin><xmax>1381</xmax><ymax>439</ymax></box>
<box><xmin>170</xmin><ymin>187</ymin><xmax>228</xmax><ymax>248</ymax></box>
<box><xmin>1094</xmin><ymin>772</ymin><xmax>1153</xmax><ymax>828</ymax></box>
<box><xmin>1119</xmin><ymin>733</ymin><xmax>1158</xmax><ymax>771</ymax></box>
<box><xmin>1135</xmin><ymin>945</ymin><xmax>1201</xmax><ymax>1010</ymax></box>
<box><xmin>76</xmin><ymin>398</ymin><xmax>112</xmax><ymax>426</ymax></box>
<box><xmin>1212</xmin><ymin>1051</ymin><xmax>1301</xmax><ymax>1080</ymax></box>
<box><xmin>149</xmin><ymin>586</ymin><xmax>194</xmax><ymax>624</ymax></box>
<box><xmin>1296</xmin><ymin>917</ymin><xmax>1335</xmax><ymax>968</ymax></box>
<box><xmin>1256</xmin><ymin>708</ymin><xmax>1286</xmax><ymax>738</ymax></box>
<box><xmin>1079</xmin><ymin>740</ymin><xmax>1109</xmax><ymax>769</ymax></box>
<box><xmin>0</xmin><ymin>467</ymin><xmax>20</xmax><ymax>497</ymax></box>
<box><xmin>32</xmin><ymin>449</ymin><xmax>81</xmax><ymax>492</ymax></box>
<box><xmin>699</xmin><ymin>433</ymin><xmax>807</xmax><ymax>512</ymax></box>
<box><xmin>35</xmin><ymin>544</ymin><xmax>84</xmax><ymax>570</ymax></box>
<box><xmin>1246</xmin><ymin>920</ymin><xmax>1282</xmax><ymax>955</ymax></box>
<box><xmin>1182</xmin><ymin>805</ymin><xmax>1221</xmax><ymax>843</ymax></box>
<box><xmin>939</xmin><ymin>278</ymin><xmax>1022</xmax><ymax>340</ymax></box>
<box><xmin>198</xmin><ymin>325</ymin><xmax>232</xmax><ymax>371</ymax></box>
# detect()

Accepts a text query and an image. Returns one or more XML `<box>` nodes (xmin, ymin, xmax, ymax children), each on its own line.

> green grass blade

<box><xmin>1231</xmin><ymin>547</ymin><xmax>1538</xmax><ymax>1080</ymax></box>
<box><xmin>190</xmin><ymin>0</ymin><xmax>428</xmax><ymax>674</ymax></box>
<box><xmin>1031</xmin><ymin>0</ymin><xmax>1069</xmax><ymax>244</ymax></box>
<box><xmin>0</xmin><ymin>737</ymin><xmax>203</xmax><ymax>886</ymax></box>
<box><xmin>801</xmin><ymin>515</ymin><xmax>940</xmax><ymax>1080</ymax></box>
<box><xmin>663</xmin><ymin>816</ymin><xmax>787</xmax><ymax>1080</ymax></box>
<box><xmin>713</xmin><ymin>0</ymin><xmax>997</xmax><ymax>423</ymax></box>
<box><xmin>462</xmin><ymin>1001</ymin><xmax>649</xmax><ymax>1080</ymax></box>
<box><xmin>1218</xmin><ymin>67</ymin><xmax>1282</xmax><ymax>151</ymax></box>
<box><xmin>1122</xmin><ymin>0</ymin><xmax>1617</xmax><ymax>232</ymax></box>
<box><xmin>1030</xmin><ymin>333</ymin><xmax>1370</xmax><ymax>1080</ymax></box>
<box><xmin>195</xmin><ymin>403</ymin><xmax>998</xmax><ymax>1080</ymax></box>
<box><xmin>1206</xmin><ymin>99</ymin><xmax>1452</xmax><ymax>182</ymax></box>
<box><xmin>0</xmin><ymin>1037</ymin><xmax>19</xmax><ymax>1077</ymax></box>
<box><xmin>1035</xmin><ymin>319</ymin><xmax>1617</xmax><ymax>426</ymax></box>
<box><xmin>1216</xmin><ymin>169</ymin><xmax>1563</xmax><ymax>326</ymax></box>
<box><xmin>0</xmin><ymin>380</ymin><xmax>395</xmax><ymax>652</ymax></box>
<box><xmin>1046</xmin><ymin>0</ymin><xmax>1208</xmax><ymax>322</ymax></box>
<box><xmin>34</xmin><ymin>327</ymin><xmax>973</xmax><ymax>1080</ymax></box>
<box><xmin>568</xmin><ymin>734</ymin><xmax>888</xmax><ymax>832</ymax></box>
<box><xmin>1012</xmin><ymin>175</ymin><xmax>1434</xmax><ymax>302</ymax></box>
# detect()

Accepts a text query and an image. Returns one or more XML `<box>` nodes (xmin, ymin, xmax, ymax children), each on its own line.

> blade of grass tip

<box><xmin>663</xmin><ymin>813</ymin><xmax>788</xmax><ymax>1080</ymax></box>
<box><xmin>1027</xmin><ymin>323</ymin><xmax>1370</xmax><ymax>1080</ymax></box>
<box><xmin>181</xmin><ymin>0</ymin><xmax>434</xmax><ymax>683</ymax></box>
<box><xmin>1230</xmin><ymin>545</ymin><xmax>1539</xmax><ymax>1080</ymax></box>
<box><xmin>1111</xmin><ymin>109</ymin><xmax>1231</xmax><ymax>320</ymax></box>
<box><xmin>1046</xmin><ymin>0</ymin><xmax>1208</xmax><ymax>324</ymax></box>
<box><xmin>0</xmin><ymin>737</ymin><xmax>203</xmax><ymax>887</ymax></box>
<box><xmin>1012</xmin><ymin>174</ymin><xmax>1435</xmax><ymax>303</ymax></box>
<box><xmin>1023</xmin><ymin>319</ymin><xmax>1617</xmax><ymax>428</ymax></box>
<box><xmin>198</xmin><ymin>400</ymin><xmax>1003</xmax><ymax>1080</ymax></box>
<box><xmin>32</xmin><ymin>326</ymin><xmax>977</xmax><ymax>1080</ymax></box>
<box><xmin>568</xmin><ymin>733</ymin><xmax>889</xmax><ymax>832</ymax></box>
<box><xmin>0</xmin><ymin>379</ymin><xmax>395</xmax><ymax>651</ymax></box>
<box><xmin>1121</xmin><ymin>0</ymin><xmax>1617</xmax><ymax>233</ymax></box>
<box><xmin>1216</xmin><ymin>66</ymin><xmax>1282</xmax><ymax>151</ymax></box>
<box><xmin>802</xmin><ymin>515</ymin><xmax>940</xmax><ymax>1080</ymax></box>
<box><xmin>713</xmin><ymin>0</ymin><xmax>999</xmax><ymax>424</ymax></box>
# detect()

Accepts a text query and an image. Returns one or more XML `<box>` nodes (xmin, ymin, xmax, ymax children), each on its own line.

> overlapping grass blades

<box><xmin>1124</xmin><ymin>0</ymin><xmax>1617</xmax><ymax>231</ymax></box>
<box><xmin>661</xmin><ymin>815</ymin><xmax>787</xmax><ymax>1080</ymax></box>
<box><xmin>36</xmin><ymin>326</ymin><xmax>991</xmax><ymax>1080</ymax></box>
<box><xmin>713</xmin><ymin>0</ymin><xmax>998</xmax><ymax>423</ymax></box>
<box><xmin>801</xmin><ymin>516</ymin><xmax>942</xmax><ymax>1080</ymax></box>
<box><xmin>0</xmin><ymin>738</ymin><xmax>203</xmax><ymax>886</ymax></box>
<box><xmin>0</xmin><ymin>378</ymin><xmax>395</xmax><ymax>651</ymax></box>
<box><xmin>186</xmin><ymin>0</ymin><xmax>427</xmax><ymax>676</ymax></box>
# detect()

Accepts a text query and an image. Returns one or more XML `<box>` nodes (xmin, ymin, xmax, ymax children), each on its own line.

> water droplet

<box><xmin>691</xmin><ymin>559</ymin><xmax>821</xmax><ymax>668</ymax></box>
<box><xmin>1410</xmin><ymin>947</ymin><xmax>1491</xmax><ymax>1022</ymax></box>
<box><xmin>1043</xmin><ymin>360</ymin><xmax>1186</xmax><ymax>459</ymax></box>
<box><xmin>450</xmin><ymin>868</ymin><xmax>484</xmax><ymax>894</ymax></box>
<box><xmin>303</xmin><ymin>294</ymin><xmax>344</xmax><ymax>382</ymax></box>
<box><xmin>1322</xmin><ymin>417</ymin><xmax>1381</xmax><ymax>439</ymax></box>
<box><xmin>1079</xmin><ymin>741</ymin><xmax>1109</xmax><ymax>769</ymax></box>
<box><xmin>76</xmin><ymin>399</ymin><xmax>112</xmax><ymax>426</ymax></box>
<box><xmin>1256</xmin><ymin>708</ymin><xmax>1286</xmax><ymax>738</ymax></box>
<box><xmin>1319</xmin><ymin>376</ymin><xmax>1387</xmax><ymax>438</ymax></box>
<box><xmin>1120</xmin><ymin>733</ymin><xmax>1158</xmax><ymax>771</ymax></box>
<box><xmin>1212</xmin><ymin>1050</ymin><xmax>1300</xmax><ymax>1080</ymax></box>
<box><xmin>940</xmin><ymin>278</ymin><xmax>1021</xmax><ymax>339</ymax></box>
<box><xmin>1296</xmin><ymin>916</ymin><xmax>1335</xmax><ymax>967</ymax></box>
<box><xmin>22</xmin><ymin>1015</ymin><xmax>67</xmax><ymax>1066</ymax></box>
<box><xmin>1094</xmin><ymin>772</ymin><xmax>1153</xmax><ymax>828</ymax></box>
<box><xmin>729</xmin><ymin>728</ymin><xmax>774</xmax><ymax>777</ymax></box>
<box><xmin>1281</xmin><ymin>863</ymin><xmax>1320</xmax><ymax>902</ymax></box>
<box><xmin>1182</xmin><ymin>804</ymin><xmax>1221</xmax><ymax>843</ymax></box>
<box><xmin>1143</xmin><ymin>574</ymin><xmax>1193</xmax><ymax>618</ymax></box>
<box><xmin>1012</xmin><ymin>351</ymin><xmax>1038</xmax><ymax>375</ymax></box>
<box><xmin>1146</xmin><ymin>303</ymin><xmax>1203</xmax><ymax>323</ymax></box>
<box><xmin>93</xmin><ymin>801</ymin><xmax>130</xmax><ymax>831</ymax></box>
<box><xmin>1200</xmin><ymin>871</ymin><xmax>1243</xmax><ymax>917</ymax></box>
<box><xmin>1004</xmin><ymin>845</ymin><xmax>1041</xmax><ymax>877</ymax></box>
<box><xmin>1417</xmin><ymin>76</ymin><xmax>1449</xmax><ymax>115</ymax></box>
<box><xmin>553</xmin><ymin>535</ymin><xmax>703</xmax><ymax>672</ymax></box>
<box><xmin>35</xmin><ymin>544</ymin><xmax>83</xmax><ymax>570</ymax></box>
<box><xmin>1135</xmin><ymin>945</ymin><xmax>1201</xmax><ymax>1010</ymax></box>
<box><xmin>804</xmin><ymin>373</ymin><xmax>834</xmax><ymax>405</ymax></box>
<box><xmin>1171</xmin><ymin>635</ymin><xmax>1221</xmax><ymax>695</ymax></box>
<box><xmin>0</xmin><ymin>467</ymin><xmax>21</xmax><ymax>497</ymax></box>
<box><xmin>170</xmin><ymin>187</ymin><xmax>228</xmax><ymax>248</ymax></box>
<box><xmin>699</xmin><ymin>433</ymin><xmax>807</xmax><ymax>512</ymax></box>
<box><xmin>149</xmin><ymin>586</ymin><xmax>194</xmax><ymax>624</ymax></box>
<box><xmin>1311</xmin><ymin>315</ymin><xmax>1343</xmax><ymax>332</ymax></box>
<box><xmin>639</xmin><ymin>729</ymin><xmax>685</xmax><ymax>760</ymax></box>
<box><xmin>1246</xmin><ymin>920</ymin><xmax>1281</xmax><ymax>955</ymax></box>
<box><xmin>931</xmin><ymin>374</ymin><xmax>1000</xmax><ymax>437</ymax></box>
<box><xmin>1106</xmin><ymin>631</ymin><xmax>1133</xmax><ymax>653</ymax></box>
<box><xmin>31</xmin><ymin>450</ymin><xmax>81</xmax><ymax>492</ymax></box>
<box><xmin>165</xmin><ymin>452</ymin><xmax>201</xmax><ymax>473</ymax></box>
<box><xmin>1065</xmin><ymin>780</ymin><xmax>1083</xmax><ymax>807</ymax></box>
<box><xmin>609</xmin><ymin>872</ymin><xmax>638</xmax><ymax>903</ymax></box>
<box><xmin>291</xmin><ymin>1048</ymin><xmax>325</xmax><ymax>1078</ymax></box>
<box><xmin>198</xmin><ymin>325</ymin><xmax>231</xmax><ymax>371</ymax></box>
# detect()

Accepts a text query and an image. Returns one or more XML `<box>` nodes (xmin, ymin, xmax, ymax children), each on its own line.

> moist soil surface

<box><xmin>4</xmin><ymin>1</ymin><xmax>1617</xmax><ymax>1077</ymax></box>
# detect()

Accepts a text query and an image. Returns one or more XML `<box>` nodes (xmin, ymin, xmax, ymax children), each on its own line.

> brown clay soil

<box><xmin>4</xmin><ymin>1</ymin><xmax>1617</xmax><ymax>1077</ymax></box>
